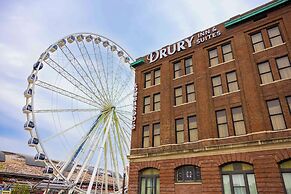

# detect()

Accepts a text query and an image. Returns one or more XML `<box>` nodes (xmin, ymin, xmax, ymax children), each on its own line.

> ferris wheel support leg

<box><xmin>86</xmin><ymin>112</ymin><xmax>113</xmax><ymax>194</ymax></box>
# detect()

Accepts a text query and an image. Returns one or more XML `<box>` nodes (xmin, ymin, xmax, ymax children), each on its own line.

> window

<box><xmin>231</xmin><ymin>107</ymin><xmax>246</xmax><ymax>135</ymax></box>
<box><xmin>174</xmin><ymin>87</ymin><xmax>183</xmax><ymax>106</ymax></box>
<box><xmin>185</xmin><ymin>58</ymin><xmax>193</xmax><ymax>75</ymax></box>
<box><xmin>154</xmin><ymin>68</ymin><xmax>161</xmax><ymax>85</ymax></box>
<box><xmin>267</xmin><ymin>99</ymin><xmax>286</xmax><ymax>130</ymax></box>
<box><xmin>186</xmin><ymin>83</ymin><xmax>195</xmax><ymax>102</ymax></box>
<box><xmin>287</xmin><ymin>96</ymin><xmax>291</xmax><ymax>113</ymax></box>
<box><xmin>221</xmin><ymin>162</ymin><xmax>258</xmax><ymax>194</ymax></box>
<box><xmin>280</xmin><ymin>159</ymin><xmax>291</xmax><ymax>194</ymax></box>
<box><xmin>216</xmin><ymin>110</ymin><xmax>229</xmax><ymax>137</ymax></box>
<box><xmin>175</xmin><ymin>118</ymin><xmax>184</xmax><ymax>144</ymax></box>
<box><xmin>251</xmin><ymin>32</ymin><xmax>265</xmax><ymax>52</ymax></box>
<box><xmin>174</xmin><ymin>61</ymin><xmax>182</xmax><ymax>78</ymax></box>
<box><xmin>144</xmin><ymin>72</ymin><xmax>151</xmax><ymax>88</ymax></box>
<box><xmin>226</xmin><ymin>71</ymin><xmax>239</xmax><ymax>92</ymax></box>
<box><xmin>176</xmin><ymin>165</ymin><xmax>201</xmax><ymax>183</ymax></box>
<box><xmin>142</xmin><ymin>125</ymin><xmax>150</xmax><ymax>148</ymax></box>
<box><xmin>209</xmin><ymin>48</ymin><xmax>219</xmax><ymax>67</ymax></box>
<box><xmin>188</xmin><ymin>116</ymin><xmax>198</xmax><ymax>142</ymax></box>
<box><xmin>153</xmin><ymin>93</ymin><xmax>160</xmax><ymax>111</ymax></box>
<box><xmin>276</xmin><ymin>56</ymin><xmax>291</xmax><ymax>79</ymax></box>
<box><xmin>143</xmin><ymin>96</ymin><xmax>150</xmax><ymax>113</ymax></box>
<box><xmin>153</xmin><ymin>123</ymin><xmax>160</xmax><ymax>147</ymax></box>
<box><xmin>258</xmin><ymin>61</ymin><xmax>273</xmax><ymax>84</ymax></box>
<box><xmin>212</xmin><ymin>75</ymin><xmax>223</xmax><ymax>96</ymax></box>
<box><xmin>222</xmin><ymin>43</ymin><xmax>233</xmax><ymax>62</ymax></box>
<box><xmin>267</xmin><ymin>26</ymin><xmax>283</xmax><ymax>47</ymax></box>
<box><xmin>139</xmin><ymin>168</ymin><xmax>160</xmax><ymax>194</ymax></box>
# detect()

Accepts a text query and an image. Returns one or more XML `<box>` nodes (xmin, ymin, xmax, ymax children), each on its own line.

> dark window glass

<box><xmin>287</xmin><ymin>96</ymin><xmax>291</xmax><ymax>113</ymax></box>
<box><xmin>175</xmin><ymin>165</ymin><xmax>201</xmax><ymax>183</ymax></box>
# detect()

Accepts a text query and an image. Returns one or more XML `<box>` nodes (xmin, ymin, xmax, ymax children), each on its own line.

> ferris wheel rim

<box><xmin>24</xmin><ymin>32</ymin><xmax>135</xmax><ymax>192</ymax></box>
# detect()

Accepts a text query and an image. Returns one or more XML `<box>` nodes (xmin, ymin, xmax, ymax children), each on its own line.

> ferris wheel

<box><xmin>23</xmin><ymin>33</ymin><xmax>135</xmax><ymax>193</ymax></box>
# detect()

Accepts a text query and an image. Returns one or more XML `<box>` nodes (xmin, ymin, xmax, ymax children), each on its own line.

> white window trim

<box><xmin>173</xmin><ymin>72</ymin><xmax>194</xmax><ymax>81</ymax></box>
<box><xmin>212</xmin><ymin>90</ymin><xmax>240</xmax><ymax>98</ymax></box>
<box><xmin>260</xmin><ymin>77</ymin><xmax>291</xmax><ymax>86</ymax></box>
<box><xmin>173</xmin><ymin>100</ymin><xmax>196</xmax><ymax>108</ymax></box>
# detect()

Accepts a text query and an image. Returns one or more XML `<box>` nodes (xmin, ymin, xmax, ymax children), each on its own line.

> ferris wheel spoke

<box><xmin>42</xmin><ymin>114</ymin><xmax>98</xmax><ymax>143</ymax></box>
<box><xmin>114</xmin><ymin>88</ymin><xmax>135</xmax><ymax>107</ymax></box>
<box><xmin>44</xmin><ymin>58</ymin><xmax>102</xmax><ymax>106</ymax></box>
<box><xmin>34</xmin><ymin>108</ymin><xmax>100</xmax><ymax>113</ymax></box>
<box><xmin>92</xmin><ymin>42</ymin><xmax>111</xmax><ymax>103</ymax></box>
<box><xmin>75</xmin><ymin>40</ymin><xmax>109</xmax><ymax>103</ymax></box>
<box><xmin>112</xmin><ymin>75</ymin><xmax>134</xmax><ymax>104</ymax></box>
<box><xmin>36</xmin><ymin>80</ymin><xmax>100</xmax><ymax>108</ymax></box>
<box><xmin>59</xmin><ymin>45</ymin><xmax>108</xmax><ymax>104</ymax></box>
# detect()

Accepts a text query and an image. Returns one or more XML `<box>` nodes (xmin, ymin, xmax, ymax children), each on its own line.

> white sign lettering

<box><xmin>147</xmin><ymin>26</ymin><xmax>221</xmax><ymax>63</ymax></box>
<box><xmin>131</xmin><ymin>84</ymin><xmax>138</xmax><ymax>130</ymax></box>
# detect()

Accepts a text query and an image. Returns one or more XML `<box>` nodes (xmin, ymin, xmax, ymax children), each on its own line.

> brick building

<box><xmin>128</xmin><ymin>0</ymin><xmax>291</xmax><ymax>194</ymax></box>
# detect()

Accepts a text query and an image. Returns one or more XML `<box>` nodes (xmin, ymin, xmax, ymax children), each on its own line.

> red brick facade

<box><xmin>129</xmin><ymin>1</ymin><xmax>291</xmax><ymax>194</ymax></box>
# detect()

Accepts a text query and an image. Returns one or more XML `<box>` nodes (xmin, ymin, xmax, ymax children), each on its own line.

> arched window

<box><xmin>280</xmin><ymin>159</ymin><xmax>291</xmax><ymax>194</ymax></box>
<box><xmin>175</xmin><ymin>165</ymin><xmax>201</xmax><ymax>183</ymax></box>
<box><xmin>221</xmin><ymin>162</ymin><xmax>258</xmax><ymax>194</ymax></box>
<box><xmin>139</xmin><ymin>168</ymin><xmax>160</xmax><ymax>194</ymax></box>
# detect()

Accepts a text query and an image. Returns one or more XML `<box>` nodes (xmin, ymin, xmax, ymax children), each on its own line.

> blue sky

<box><xmin>0</xmin><ymin>0</ymin><xmax>270</xmax><ymax>157</ymax></box>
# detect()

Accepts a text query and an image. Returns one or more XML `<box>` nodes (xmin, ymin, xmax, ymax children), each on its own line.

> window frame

<box><xmin>221</xmin><ymin>162</ymin><xmax>258</xmax><ymax>194</ymax></box>
<box><xmin>139</xmin><ymin>168</ymin><xmax>160</xmax><ymax>194</ymax></box>
<box><xmin>279</xmin><ymin>159</ymin><xmax>291</xmax><ymax>194</ymax></box>
<box><xmin>266</xmin><ymin>98</ymin><xmax>287</xmax><ymax>131</ymax></box>
<box><xmin>267</xmin><ymin>25</ymin><xmax>284</xmax><ymax>47</ymax></box>
<box><xmin>186</xmin><ymin>83</ymin><xmax>195</xmax><ymax>103</ymax></box>
<box><xmin>286</xmin><ymin>96</ymin><xmax>291</xmax><ymax>113</ymax></box>
<box><xmin>226</xmin><ymin>71</ymin><xmax>239</xmax><ymax>92</ymax></box>
<box><xmin>184</xmin><ymin>57</ymin><xmax>193</xmax><ymax>75</ymax></box>
<box><xmin>275</xmin><ymin>55</ymin><xmax>291</xmax><ymax>80</ymax></box>
<box><xmin>142</xmin><ymin>125</ymin><xmax>150</xmax><ymax>148</ymax></box>
<box><xmin>174</xmin><ymin>61</ymin><xmax>182</xmax><ymax>79</ymax></box>
<box><xmin>251</xmin><ymin>31</ymin><xmax>265</xmax><ymax>52</ymax></box>
<box><xmin>174</xmin><ymin>86</ymin><xmax>183</xmax><ymax>106</ymax></box>
<box><xmin>144</xmin><ymin>72</ymin><xmax>152</xmax><ymax>88</ymax></box>
<box><xmin>231</xmin><ymin>106</ymin><xmax>246</xmax><ymax>136</ymax></box>
<box><xmin>208</xmin><ymin>48</ymin><xmax>219</xmax><ymax>67</ymax></box>
<box><xmin>153</xmin><ymin>123</ymin><xmax>160</xmax><ymax>147</ymax></box>
<box><xmin>257</xmin><ymin>61</ymin><xmax>274</xmax><ymax>84</ymax></box>
<box><xmin>175</xmin><ymin>118</ymin><xmax>184</xmax><ymax>144</ymax></box>
<box><xmin>222</xmin><ymin>43</ymin><xmax>233</xmax><ymax>62</ymax></box>
<box><xmin>188</xmin><ymin>115</ymin><xmax>198</xmax><ymax>142</ymax></box>
<box><xmin>216</xmin><ymin>109</ymin><xmax>229</xmax><ymax>138</ymax></box>
<box><xmin>175</xmin><ymin>165</ymin><xmax>201</xmax><ymax>183</ymax></box>
<box><xmin>153</xmin><ymin>93</ymin><xmax>161</xmax><ymax>111</ymax></box>
<box><xmin>154</xmin><ymin>68</ymin><xmax>161</xmax><ymax>85</ymax></box>
<box><xmin>143</xmin><ymin>96</ymin><xmax>151</xmax><ymax>113</ymax></box>
<box><xmin>212</xmin><ymin>75</ymin><xmax>223</xmax><ymax>96</ymax></box>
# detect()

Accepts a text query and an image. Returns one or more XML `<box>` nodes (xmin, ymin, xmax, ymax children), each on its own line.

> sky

<box><xmin>0</xmin><ymin>0</ymin><xmax>271</xmax><ymax>157</ymax></box>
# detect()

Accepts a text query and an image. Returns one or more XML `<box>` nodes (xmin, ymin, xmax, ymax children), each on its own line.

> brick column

<box><xmin>200</xmin><ymin>159</ymin><xmax>222</xmax><ymax>194</ymax></box>
<box><xmin>128</xmin><ymin>163</ymin><xmax>139</xmax><ymax>194</ymax></box>
<box><xmin>160</xmin><ymin>160</ymin><xmax>175</xmax><ymax>194</ymax></box>
<box><xmin>253</xmin><ymin>154</ymin><xmax>285</xmax><ymax>194</ymax></box>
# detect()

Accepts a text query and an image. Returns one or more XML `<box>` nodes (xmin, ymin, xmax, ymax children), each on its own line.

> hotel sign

<box><xmin>147</xmin><ymin>26</ymin><xmax>221</xmax><ymax>63</ymax></box>
<box><xmin>131</xmin><ymin>83</ymin><xmax>138</xmax><ymax>130</ymax></box>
